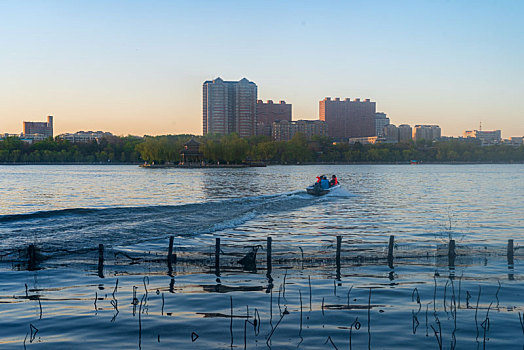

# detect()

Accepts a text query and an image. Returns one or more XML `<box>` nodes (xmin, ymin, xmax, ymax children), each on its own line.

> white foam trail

<box><xmin>325</xmin><ymin>186</ymin><xmax>356</xmax><ymax>197</ymax></box>
<box><xmin>204</xmin><ymin>210</ymin><xmax>258</xmax><ymax>233</ymax></box>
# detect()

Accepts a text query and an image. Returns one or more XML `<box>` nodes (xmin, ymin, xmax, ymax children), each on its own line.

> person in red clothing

<box><xmin>329</xmin><ymin>175</ymin><xmax>338</xmax><ymax>187</ymax></box>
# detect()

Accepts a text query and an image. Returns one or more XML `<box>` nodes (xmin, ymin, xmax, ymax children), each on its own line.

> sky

<box><xmin>1</xmin><ymin>0</ymin><xmax>523</xmax><ymax>137</ymax></box>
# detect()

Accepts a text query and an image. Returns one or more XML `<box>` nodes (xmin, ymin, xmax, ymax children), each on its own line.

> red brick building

<box><xmin>255</xmin><ymin>100</ymin><xmax>292</xmax><ymax>137</ymax></box>
<box><xmin>23</xmin><ymin>115</ymin><xmax>53</xmax><ymax>138</ymax></box>
<box><xmin>319</xmin><ymin>97</ymin><xmax>376</xmax><ymax>139</ymax></box>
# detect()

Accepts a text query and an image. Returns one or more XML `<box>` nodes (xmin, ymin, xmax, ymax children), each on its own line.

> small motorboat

<box><xmin>306</xmin><ymin>183</ymin><xmax>340</xmax><ymax>196</ymax></box>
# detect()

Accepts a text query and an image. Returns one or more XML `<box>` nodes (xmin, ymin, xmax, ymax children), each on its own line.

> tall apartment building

<box><xmin>202</xmin><ymin>77</ymin><xmax>257</xmax><ymax>138</ymax></box>
<box><xmin>383</xmin><ymin>124</ymin><xmax>399</xmax><ymax>143</ymax></box>
<box><xmin>413</xmin><ymin>125</ymin><xmax>441</xmax><ymax>141</ymax></box>
<box><xmin>375</xmin><ymin>112</ymin><xmax>389</xmax><ymax>137</ymax></box>
<box><xmin>464</xmin><ymin>130</ymin><xmax>502</xmax><ymax>145</ymax></box>
<box><xmin>319</xmin><ymin>97</ymin><xmax>376</xmax><ymax>139</ymax></box>
<box><xmin>256</xmin><ymin>100</ymin><xmax>292</xmax><ymax>137</ymax></box>
<box><xmin>398</xmin><ymin>124</ymin><xmax>413</xmax><ymax>142</ymax></box>
<box><xmin>272</xmin><ymin>120</ymin><xmax>328</xmax><ymax>141</ymax></box>
<box><xmin>23</xmin><ymin>116</ymin><xmax>53</xmax><ymax>138</ymax></box>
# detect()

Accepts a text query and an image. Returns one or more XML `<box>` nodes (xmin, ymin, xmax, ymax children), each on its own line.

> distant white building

<box><xmin>464</xmin><ymin>130</ymin><xmax>501</xmax><ymax>145</ymax></box>
<box><xmin>0</xmin><ymin>133</ymin><xmax>21</xmax><ymax>140</ymax></box>
<box><xmin>57</xmin><ymin>131</ymin><xmax>113</xmax><ymax>143</ymax></box>
<box><xmin>21</xmin><ymin>134</ymin><xmax>49</xmax><ymax>142</ymax></box>
<box><xmin>0</xmin><ymin>133</ymin><xmax>43</xmax><ymax>144</ymax></box>
<box><xmin>348</xmin><ymin>136</ymin><xmax>380</xmax><ymax>144</ymax></box>
<box><xmin>504</xmin><ymin>136</ymin><xmax>523</xmax><ymax>146</ymax></box>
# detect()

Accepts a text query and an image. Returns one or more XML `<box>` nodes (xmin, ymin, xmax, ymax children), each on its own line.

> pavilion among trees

<box><xmin>179</xmin><ymin>138</ymin><xmax>203</xmax><ymax>165</ymax></box>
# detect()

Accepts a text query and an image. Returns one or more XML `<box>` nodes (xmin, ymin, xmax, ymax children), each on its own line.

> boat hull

<box><xmin>306</xmin><ymin>184</ymin><xmax>340</xmax><ymax>196</ymax></box>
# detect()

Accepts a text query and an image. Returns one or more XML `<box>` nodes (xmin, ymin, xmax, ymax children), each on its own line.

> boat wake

<box><xmin>0</xmin><ymin>190</ymin><xmax>332</xmax><ymax>255</ymax></box>
<box><xmin>324</xmin><ymin>186</ymin><xmax>355</xmax><ymax>198</ymax></box>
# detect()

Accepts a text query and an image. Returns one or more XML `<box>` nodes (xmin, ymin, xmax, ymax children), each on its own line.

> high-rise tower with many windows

<box><xmin>202</xmin><ymin>77</ymin><xmax>257</xmax><ymax>137</ymax></box>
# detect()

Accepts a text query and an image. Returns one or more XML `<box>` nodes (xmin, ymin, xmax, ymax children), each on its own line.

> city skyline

<box><xmin>1</xmin><ymin>1</ymin><xmax>523</xmax><ymax>137</ymax></box>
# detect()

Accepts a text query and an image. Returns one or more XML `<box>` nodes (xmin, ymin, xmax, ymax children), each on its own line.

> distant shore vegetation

<box><xmin>0</xmin><ymin>133</ymin><xmax>523</xmax><ymax>164</ymax></box>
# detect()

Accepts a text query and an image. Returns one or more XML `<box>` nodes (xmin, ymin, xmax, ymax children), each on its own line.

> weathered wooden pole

<box><xmin>27</xmin><ymin>244</ymin><xmax>36</xmax><ymax>270</ymax></box>
<box><xmin>336</xmin><ymin>236</ymin><xmax>342</xmax><ymax>280</ymax></box>
<box><xmin>167</xmin><ymin>236</ymin><xmax>174</xmax><ymax>276</ymax></box>
<box><xmin>336</xmin><ymin>236</ymin><xmax>342</xmax><ymax>263</ymax></box>
<box><xmin>448</xmin><ymin>239</ymin><xmax>456</xmax><ymax>268</ymax></box>
<box><xmin>387</xmin><ymin>235</ymin><xmax>395</xmax><ymax>269</ymax></box>
<box><xmin>167</xmin><ymin>236</ymin><xmax>175</xmax><ymax>263</ymax></box>
<box><xmin>508</xmin><ymin>239</ymin><xmax>515</xmax><ymax>280</ymax></box>
<box><xmin>507</xmin><ymin>239</ymin><xmax>514</xmax><ymax>266</ymax></box>
<box><xmin>266</xmin><ymin>237</ymin><xmax>272</xmax><ymax>276</ymax></box>
<box><xmin>215</xmin><ymin>238</ymin><xmax>221</xmax><ymax>276</ymax></box>
<box><xmin>98</xmin><ymin>244</ymin><xmax>104</xmax><ymax>278</ymax></box>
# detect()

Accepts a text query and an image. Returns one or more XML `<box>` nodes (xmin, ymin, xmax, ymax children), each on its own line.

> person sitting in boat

<box><xmin>316</xmin><ymin>175</ymin><xmax>322</xmax><ymax>183</ymax></box>
<box><xmin>320</xmin><ymin>175</ymin><xmax>330</xmax><ymax>190</ymax></box>
<box><xmin>329</xmin><ymin>175</ymin><xmax>338</xmax><ymax>187</ymax></box>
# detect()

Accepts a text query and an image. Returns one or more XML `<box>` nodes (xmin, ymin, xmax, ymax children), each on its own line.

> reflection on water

<box><xmin>0</xmin><ymin>239</ymin><xmax>522</xmax><ymax>350</ymax></box>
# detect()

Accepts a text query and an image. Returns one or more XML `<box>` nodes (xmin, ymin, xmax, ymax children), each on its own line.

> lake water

<box><xmin>0</xmin><ymin>164</ymin><xmax>523</xmax><ymax>349</ymax></box>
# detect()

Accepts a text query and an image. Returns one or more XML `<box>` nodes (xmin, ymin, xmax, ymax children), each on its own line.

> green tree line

<box><xmin>0</xmin><ymin>136</ymin><xmax>143</xmax><ymax>163</ymax></box>
<box><xmin>129</xmin><ymin>133</ymin><xmax>524</xmax><ymax>164</ymax></box>
<box><xmin>1</xmin><ymin>133</ymin><xmax>523</xmax><ymax>164</ymax></box>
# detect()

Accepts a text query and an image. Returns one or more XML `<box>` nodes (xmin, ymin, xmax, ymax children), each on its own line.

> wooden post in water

<box><xmin>507</xmin><ymin>239</ymin><xmax>514</xmax><ymax>266</ymax></box>
<box><xmin>27</xmin><ymin>244</ymin><xmax>36</xmax><ymax>270</ymax></box>
<box><xmin>508</xmin><ymin>239</ymin><xmax>515</xmax><ymax>280</ymax></box>
<box><xmin>167</xmin><ymin>236</ymin><xmax>175</xmax><ymax>276</ymax></box>
<box><xmin>168</xmin><ymin>236</ymin><xmax>175</xmax><ymax>263</ymax></box>
<box><xmin>215</xmin><ymin>238</ymin><xmax>220</xmax><ymax>276</ymax></box>
<box><xmin>266</xmin><ymin>237</ymin><xmax>272</xmax><ymax>276</ymax></box>
<box><xmin>387</xmin><ymin>235</ymin><xmax>395</xmax><ymax>269</ymax></box>
<box><xmin>336</xmin><ymin>236</ymin><xmax>341</xmax><ymax>280</ymax></box>
<box><xmin>448</xmin><ymin>239</ymin><xmax>456</xmax><ymax>268</ymax></box>
<box><xmin>98</xmin><ymin>244</ymin><xmax>104</xmax><ymax>278</ymax></box>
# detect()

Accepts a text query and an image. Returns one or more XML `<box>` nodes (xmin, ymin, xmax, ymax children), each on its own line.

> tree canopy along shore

<box><xmin>1</xmin><ymin>133</ymin><xmax>523</xmax><ymax>164</ymax></box>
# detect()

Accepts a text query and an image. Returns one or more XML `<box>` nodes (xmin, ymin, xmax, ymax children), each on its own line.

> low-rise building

<box><xmin>463</xmin><ymin>130</ymin><xmax>501</xmax><ymax>145</ymax></box>
<box><xmin>505</xmin><ymin>136</ymin><xmax>523</xmax><ymax>146</ymax></box>
<box><xmin>57</xmin><ymin>131</ymin><xmax>113</xmax><ymax>143</ymax></box>
<box><xmin>0</xmin><ymin>133</ymin><xmax>44</xmax><ymax>143</ymax></box>
<box><xmin>272</xmin><ymin>120</ymin><xmax>328</xmax><ymax>141</ymax></box>
<box><xmin>21</xmin><ymin>134</ymin><xmax>49</xmax><ymax>143</ymax></box>
<box><xmin>0</xmin><ymin>133</ymin><xmax>21</xmax><ymax>140</ymax></box>
<box><xmin>348</xmin><ymin>136</ymin><xmax>380</xmax><ymax>144</ymax></box>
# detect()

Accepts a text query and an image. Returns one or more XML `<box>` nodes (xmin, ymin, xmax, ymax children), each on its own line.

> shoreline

<box><xmin>0</xmin><ymin>162</ymin><xmax>142</xmax><ymax>166</ymax></box>
<box><xmin>1</xmin><ymin>161</ymin><xmax>523</xmax><ymax>166</ymax></box>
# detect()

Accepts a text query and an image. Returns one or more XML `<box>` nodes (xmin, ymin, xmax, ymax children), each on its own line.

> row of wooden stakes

<box><xmin>25</xmin><ymin>236</ymin><xmax>517</xmax><ymax>278</ymax></box>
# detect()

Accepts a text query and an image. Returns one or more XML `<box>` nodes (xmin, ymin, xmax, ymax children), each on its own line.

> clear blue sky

<box><xmin>1</xmin><ymin>0</ymin><xmax>523</xmax><ymax>137</ymax></box>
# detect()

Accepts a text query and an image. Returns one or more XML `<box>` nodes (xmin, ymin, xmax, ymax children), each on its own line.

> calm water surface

<box><xmin>0</xmin><ymin>164</ymin><xmax>522</xmax><ymax>349</ymax></box>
